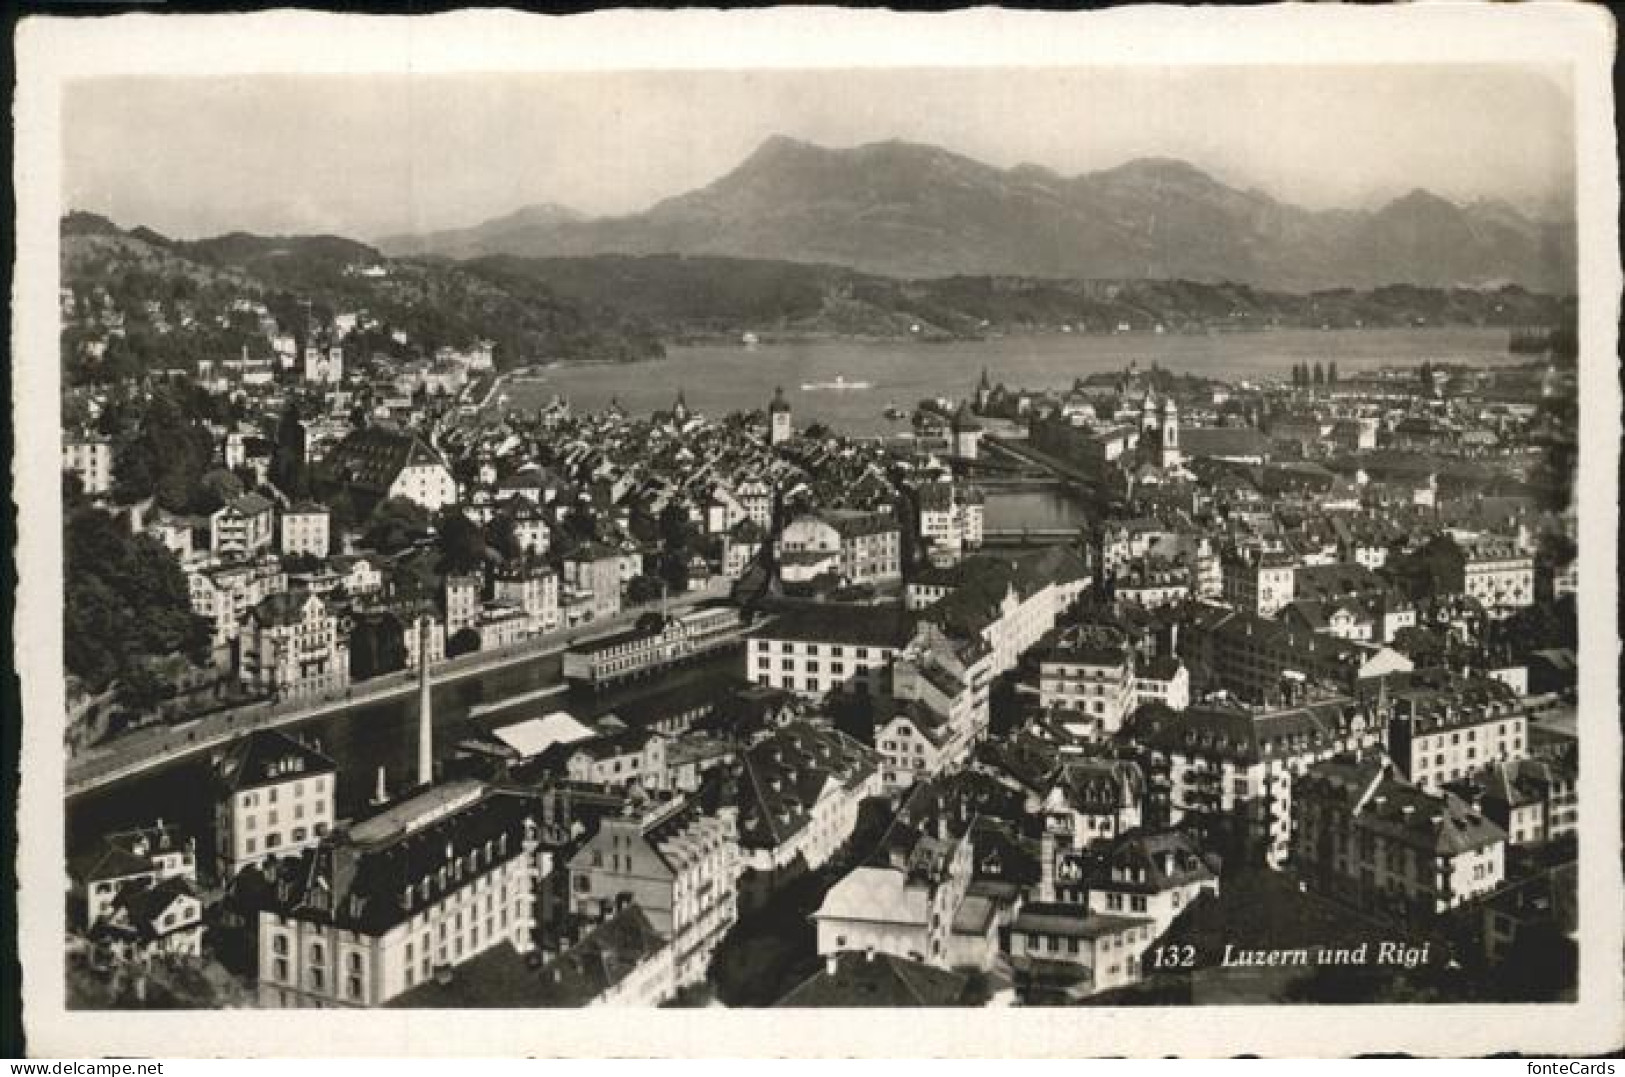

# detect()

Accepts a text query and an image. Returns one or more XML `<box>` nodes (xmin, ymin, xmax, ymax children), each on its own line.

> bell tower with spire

<box><xmin>1160</xmin><ymin>395</ymin><xmax>1181</xmax><ymax>468</ymax></box>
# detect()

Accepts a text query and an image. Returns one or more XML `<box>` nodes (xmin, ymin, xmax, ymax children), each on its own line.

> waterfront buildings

<box><xmin>57</xmin><ymin>297</ymin><xmax>1582</xmax><ymax>1011</ymax></box>
<box><xmin>562</xmin><ymin>605</ymin><xmax>741</xmax><ymax>689</ymax></box>
<box><xmin>238</xmin><ymin>591</ymin><xmax>350</xmax><ymax>700</ymax></box>
<box><xmin>745</xmin><ymin>605</ymin><xmax>914</xmax><ymax>699</ymax></box>
<box><xmin>492</xmin><ymin>561</ymin><xmax>561</xmax><ymax>635</ymax></box>
<box><xmin>561</xmin><ymin>544</ymin><xmax>625</xmax><ymax>624</ymax></box>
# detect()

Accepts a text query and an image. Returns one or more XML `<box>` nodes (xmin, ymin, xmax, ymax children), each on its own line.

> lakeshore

<box><xmin>497</xmin><ymin>327</ymin><xmax>1522</xmax><ymax>436</ymax></box>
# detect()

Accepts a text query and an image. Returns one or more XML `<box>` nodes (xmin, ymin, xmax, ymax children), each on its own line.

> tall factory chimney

<box><xmin>417</xmin><ymin>615</ymin><xmax>434</xmax><ymax>788</ymax></box>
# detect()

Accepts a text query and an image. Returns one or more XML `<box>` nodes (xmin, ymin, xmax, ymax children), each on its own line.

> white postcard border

<box><xmin>13</xmin><ymin>4</ymin><xmax>1623</xmax><ymax>1057</ymax></box>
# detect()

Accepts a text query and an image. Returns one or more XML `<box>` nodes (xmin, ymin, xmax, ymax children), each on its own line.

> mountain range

<box><xmin>378</xmin><ymin>136</ymin><xmax>1576</xmax><ymax>293</ymax></box>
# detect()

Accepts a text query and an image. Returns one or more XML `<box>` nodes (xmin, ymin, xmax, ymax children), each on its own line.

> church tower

<box><xmin>975</xmin><ymin>368</ymin><xmax>992</xmax><ymax>412</ymax></box>
<box><xmin>769</xmin><ymin>386</ymin><xmax>792</xmax><ymax>446</ymax></box>
<box><xmin>1141</xmin><ymin>388</ymin><xmax>1160</xmax><ymax>435</ymax></box>
<box><xmin>1160</xmin><ymin>396</ymin><xmax>1181</xmax><ymax>468</ymax></box>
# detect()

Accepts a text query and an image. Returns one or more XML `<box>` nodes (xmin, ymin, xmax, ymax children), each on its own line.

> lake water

<box><xmin>505</xmin><ymin>327</ymin><xmax>1517</xmax><ymax>437</ymax></box>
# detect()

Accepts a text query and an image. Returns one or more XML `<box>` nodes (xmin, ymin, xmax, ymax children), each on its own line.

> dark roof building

<box><xmin>776</xmin><ymin>950</ymin><xmax>975</xmax><ymax>1007</ymax></box>
<box><xmin>215</xmin><ymin>728</ymin><xmax>337</xmax><ymax>797</ymax></box>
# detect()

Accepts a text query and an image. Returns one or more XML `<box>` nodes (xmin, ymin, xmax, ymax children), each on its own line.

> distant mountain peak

<box><xmin>489</xmin><ymin>202</ymin><xmax>588</xmax><ymax>228</ymax></box>
<box><xmin>62</xmin><ymin>210</ymin><xmax>126</xmax><ymax>237</ymax></box>
<box><xmin>1386</xmin><ymin>188</ymin><xmax>1459</xmax><ymax>212</ymax></box>
<box><xmin>743</xmin><ymin>133</ymin><xmax>823</xmax><ymax>162</ymax></box>
<box><xmin>1096</xmin><ymin>157</ymin><xmax>1221</xmax><ymax>185</ymax></box>
<box><xmin>375</xmin><ymin>136</ymin><xmax>1575</xmax><ymax>293</ymax></box>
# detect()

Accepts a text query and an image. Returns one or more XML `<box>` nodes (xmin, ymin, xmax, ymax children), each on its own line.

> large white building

<box><xmin>214</xmin><ymin>729</ymin><xmax>337</xmax><ymax>877</ymax></box>
<box><xmin>211</xmin><ymin>493</ymin><xmax>276</xmax><ymax>558</ymax></box>
<box><xmin>734</xmin><ymin>722</ymin><xmax>883</xmax><ymax>911</ymax></box>
<box><xmin>746</xmin><ymin>604</ymin><xmax>919</xmax><ymax>700</ymax></box>
<box><xmin>324</xmin><ymin>427</ymin><xmax>459</xmax><ymax>514</ymax></box>
<box><xmin>1294</xmin><ymin>756</ymin><xmax>1507</xmax><ymax>917</ymax></box>
<box><xmin>567</xmin><ymin>796</ymin><xmax>739</xmax><ymax>992</ymax></box>
<box><xmin>239</xmin><ymin>591</ymin><xmax>350</xmax><ymax>700</ymax></box>
<box><xmin>777</xmin><ymin>510</ymin><xmax>901</xmax><ymax>587</ymax></box>
<box><xmin>1128</xmin><ymin>696</ymin><xmax>1385</xmax><ymax>867</ymax></box>
<box><xmin>1037</xmin><ymin>624</ymin><xmax>1137</xmax><ymax>738</ymax></box>
<box><xmin>257</xmin><ymin>782</ymin><xmax>541</xmax><ymax>1007</ymax></box>
<box><xmin>812</xmin><ymin>814</ymin><xmax>974</xmax><ymax>970</ymax></box>
<box><xmin>1447</xmin><ymin>537</ymin><xmax>1535</xmax><ymax>618</ymax></box>
<box><xmin>279</xmin><ymin>503</ymin><xmax>331</xmax><ymax>559</ymax></box>
<box><xmin>916</xmin><ymin>482</ymin><xmax>985</xmax><ymax>565</ymax></box>
<box><xmin>63</xmin><ymin>434</ymin><xmax>114</xmax><ymax>496</ymax></box>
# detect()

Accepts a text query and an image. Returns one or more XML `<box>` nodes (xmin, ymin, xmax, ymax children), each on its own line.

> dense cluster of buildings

<box><xmin>64</xmin><ymin>271</ymin><xmax>1579</xmax><ymax>1007</ymax></box>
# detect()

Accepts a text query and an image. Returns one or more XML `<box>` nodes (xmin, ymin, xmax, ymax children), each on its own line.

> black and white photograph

<box><xmin>12</xmin><ymin>5</ymin><xmax>1622</xmax><ymax>1059</ymax></box>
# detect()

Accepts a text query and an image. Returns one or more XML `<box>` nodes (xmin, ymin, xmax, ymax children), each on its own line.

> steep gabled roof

<box><xmin>216</xmin><ymin>728</ymin><xmax>337</xmax><ymax>795</ymax></box>
<box><xmin>775</xmin><ymin>950</ymin><xmax>972</xmax><ymax>1007</ymax></box>
<box><xmin>326</xmin><ymin>427</ymin><xmax>449</xmax><ymax>493</ymax></box>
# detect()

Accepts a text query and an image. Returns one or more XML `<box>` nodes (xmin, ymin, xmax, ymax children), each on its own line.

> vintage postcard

<box><xmin>12</xmin><ymin>5</ymin><xmax>1623</xmax><ymax>1058</ymax></box>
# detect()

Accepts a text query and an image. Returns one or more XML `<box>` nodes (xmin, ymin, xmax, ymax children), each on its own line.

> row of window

<box><xmin>760</xmin><ymin>641</ymin><xmax>886</xmax><ymax>659</ymax></box>
<box><xmin>241</xmin><ymin>776</ymin><xmax>329</xmax><ymax>808</ymax></box>
<box><xmin>1099</xmin><ymin>892</ymin><xmax>1151</xmax><ymax>914</ymax></box>
<box><xmin>243</xmin><ymin>822</ymin><xmax>329</xmax><ymax>856</ymax></box>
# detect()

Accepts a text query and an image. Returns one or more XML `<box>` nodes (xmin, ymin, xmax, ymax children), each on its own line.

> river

<box><xmin>65</xmin><ymin>648</ymin><xmax>744</xmax><ymax>864</ymax></box>
<box><xmin>982</xmin><ymin>489</ymin><xmax>1091</xmax><ymax>532</ymax></box>
<box><xmin>501</xmin><ymin>327</ymin><xmax>1518</xmax><ymax>436</ymax></box>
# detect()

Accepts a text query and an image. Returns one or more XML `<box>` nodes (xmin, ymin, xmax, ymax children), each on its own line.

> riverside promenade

<box><xmin>64</xmin><ymin>584</ymin><xmax>727</xmax><ymax>798</ymax></box>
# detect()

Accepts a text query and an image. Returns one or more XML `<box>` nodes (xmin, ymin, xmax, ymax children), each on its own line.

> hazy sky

<box><xmin>64</xmin><ymin>65</ymin><xmax>1575</xmax><ymax>241</ymax></box>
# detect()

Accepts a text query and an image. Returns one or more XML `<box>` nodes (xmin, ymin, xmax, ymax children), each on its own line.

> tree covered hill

<box><xmin>59</xmin><ymin>215</ymin><xmax>665</xmax><ymax>385</ymax></box>
<box><xmin>456</xmin><ymin>253</ymin><xmax>1575</xmax><ymax>344</ymax></box>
